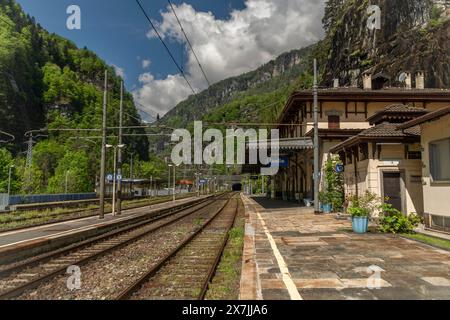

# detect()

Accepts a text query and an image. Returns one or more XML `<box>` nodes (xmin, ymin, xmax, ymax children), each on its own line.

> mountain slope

<box><xmin>0</xmin><ymin>0</ymin><xmax>148</xmax><ymax>156</ymax></box>
<box><xmin>161</xmin><ymin>45</ymin><xmax>315</xmax><ymax>128</ymax></box>
<box><xmin>0</xmin><ymin>0</ymin><xmax>151</xmax><ymax>194</ymax></box>
<box><xmin>161</xmin><ymin>0</ymin><xmax>450</xmax><ymax>131</ymax></box>
<box><xmin>321</xmin><ymin>0</ymin><xmax>450</xmax><ymax>88</ymax></box>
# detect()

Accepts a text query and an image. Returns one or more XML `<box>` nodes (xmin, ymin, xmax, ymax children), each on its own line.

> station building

<box><xmin>398</xmin><ymin>107</ymin><xmax>450</xmax><ymax>232</ymax></box>
<box><xmin>270</xmin><ymin>73</ymin><xmax>450</xmax><ymax>209</ymax></box>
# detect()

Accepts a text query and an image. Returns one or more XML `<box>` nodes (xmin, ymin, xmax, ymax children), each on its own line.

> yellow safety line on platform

<box><xmin>245</xmin><ymin>196</ymin><xmax>303</xmax><ymax>300</ymax></box>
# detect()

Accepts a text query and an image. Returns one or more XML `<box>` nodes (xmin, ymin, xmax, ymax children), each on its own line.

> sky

<box><xmin>16</xmin><ymin>0</ymin><xmax>325</xmax><ymax>118</ymax></box>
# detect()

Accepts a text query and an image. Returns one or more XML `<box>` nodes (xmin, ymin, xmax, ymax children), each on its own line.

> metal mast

<box><xmin>313</xmin><ymin>59</ymin><xmax>320</xmax><ymax>214</ymax></box>
<box><xmin>99</xmin><ymin>70</ymin><xmax>108</xmax><ymax>219</ymax></box>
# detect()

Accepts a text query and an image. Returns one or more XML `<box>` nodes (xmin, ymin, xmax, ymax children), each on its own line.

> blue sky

<box><xmin>16</xmin><ymin>0</ymin><xmax>325</xmax><ymax>117</ymax></box>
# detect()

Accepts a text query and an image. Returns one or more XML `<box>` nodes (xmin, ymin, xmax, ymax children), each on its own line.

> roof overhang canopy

<box><xmin>247</xmin><ymin>138</ymin><xmax>313</xmax><ymax>151</ymax></box>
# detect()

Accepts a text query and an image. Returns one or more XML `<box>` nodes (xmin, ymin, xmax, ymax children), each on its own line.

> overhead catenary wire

<box><xmin>135</xmin><ymin>0</ymin><xmax>196</xmax><ymax>95</ymax></box>
<box><xmin>167</xmin><ymin>0</ymin><xmax>211</xmax><ymax>87</ymax></box>
<box><xmin>134</xmin><ymin>101</ymin><xmax>160</xmax><ymax>118</ymax></box>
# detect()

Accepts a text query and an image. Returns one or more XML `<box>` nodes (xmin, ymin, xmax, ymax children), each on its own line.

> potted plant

<box><xmin>347</xmin><ymin>191</ymin><xmax>379</xmax><ymax>234</ymax></box>
<box><xmin>319</xmin><ymin>191</ymin><xmax>333</xmax><ymax>213</ymax></box>
<box><xmin>319</xmin><ymin>156</ymin><xmax>345</xmax><ymax>214</ymax></box>
<box><xmin>348</xmin><ymin>206</ymin><xmax>370</xmax><ymax>233</ymax></box>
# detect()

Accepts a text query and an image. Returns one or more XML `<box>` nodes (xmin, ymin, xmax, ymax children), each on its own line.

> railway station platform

<box><xmin>239</xmin><ymin>195</ymin><xmax>450</xmax><ymax>300</ymax></box>
<box><xmin>0</xmin><ymin>196</ymin><xmax>205</xmax><ymax>252</ymax></box>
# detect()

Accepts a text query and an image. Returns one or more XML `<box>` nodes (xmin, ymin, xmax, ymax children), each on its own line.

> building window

<box><xmin>328</xmin><ymin>115</ymin><xmax>340</xmax><ymax>129</ymax></box>
<box><xmin>429</xmin><ymin>138</ymin><xmax>450</xmax><ymax>182</ymax></box>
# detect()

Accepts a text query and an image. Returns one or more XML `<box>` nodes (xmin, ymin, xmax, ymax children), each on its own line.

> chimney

<box><xmin>405</xmin><ymin>72</ymin><xmax>412</xmax><ymax>90</ymax></box>
<box><xmin>333</xmin><ymin>78</ymin><xmax>339</xmax><ymax>88</ymax></box>
<box><xmin>363</xmin><ymin>73</ymin><xmax>372</xmax><ymax>90</ymax></box>
<box><xmin>415</xmin><ymin>72</ymin><xmax>425</xmax><ymax>89</ymax></box>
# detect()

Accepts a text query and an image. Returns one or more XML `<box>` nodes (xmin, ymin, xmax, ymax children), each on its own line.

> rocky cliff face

<box><xmin>161</xmin><ymin>0</ymin><xmax>450</xmax><ymax>130</ymax></box>
<box><xmin>322</xmin><ymin>0</ymin><xmax>450</xmax><ymax>88</ymax></box>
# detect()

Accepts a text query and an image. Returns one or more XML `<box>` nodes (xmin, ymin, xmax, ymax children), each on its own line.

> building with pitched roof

<box><xmin>270</xmin><ymin>73</ymin><xmax>450</xmax><ymax>207</ymax></box>
<box><xmin>399</xmin><ymin>107</ymin><xmax>450</xmax><ymax>232</ymax></box>
<box><xmin>330</xmin><ymin>105</ymin><xmax>427</xmax><ymax>215</ymax></box>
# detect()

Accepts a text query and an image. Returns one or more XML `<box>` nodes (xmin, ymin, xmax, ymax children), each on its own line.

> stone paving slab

<box><xmin>239</xmin><ymin>195</ymin><xmax>450</xmax><ymax>300</ymax></box>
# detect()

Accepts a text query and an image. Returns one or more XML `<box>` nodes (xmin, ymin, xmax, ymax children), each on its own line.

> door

<box><xmin>383</xmin><ymin>172</ymin><xmax>402</xmax><ymax>212</ymax></box>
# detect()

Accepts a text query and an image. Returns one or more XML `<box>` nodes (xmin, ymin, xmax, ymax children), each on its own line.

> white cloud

<box><xmin>142</xmin><ymin>59</ymin><xmax>151</xmax><ymax>69</ymax></box>
<box><xmin>133</xmin><ymin>72</ymin><xmax>193</xmax><ymax>116</ymax></box>
<box><xmin>112</xmin><ymin>64</ymin><xmax>126</xmax><ymax>79</ymax></box>
<box><xmin>134</xmin><ymin>0</ymin><xmax>325</xmax><ymax>116</ymax></box>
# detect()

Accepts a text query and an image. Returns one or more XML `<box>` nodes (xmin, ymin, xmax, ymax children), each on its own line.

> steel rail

<box><xmin>0</xmin><ymin>196</ymin><xmax>221</xmax><ymax>294</ymax></box>
<box><xmin>115</xmin><ymin>193</ymin><xmax>239</xmax><ymax>300</ymax></box>
<box><xmin>198</xmin><ymin>197</ymin><xmax>239</xmax><ymax>300</ymax></box>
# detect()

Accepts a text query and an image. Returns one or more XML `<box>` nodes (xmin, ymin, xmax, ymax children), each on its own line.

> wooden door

<box><xmin>383</xmin><ymin>172</ymin><xmax>402</xmax><ymax>212</ymax></box>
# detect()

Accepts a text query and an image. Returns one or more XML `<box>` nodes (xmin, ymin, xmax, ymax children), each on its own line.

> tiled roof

<box><xmin>381</xmin><ymin>104</ymin><xmax>430</xmax><ymax>113</ymax></box>
<box><xmin>366</xmin><ymin>104</ymin><xmax>428</xmax><ymax>125</ymax></box>
<box><xmin>330</xmin><ymin>122</ymin><xmax>420</xmax><ymax>153</ymax></box>
<box><xmin>295</xmin><ymin>88</ymin><xmax>450</xmax><ymax>94</ymax></box>
<box><xmin>398</xmin><ymin>106</ymin><xmax>450</xmax><ymax>129</ymax></box>
<box><xmin>359</xmin><ymin>122</ymin><xmax>420</xmax><ymax>137</ymax></box>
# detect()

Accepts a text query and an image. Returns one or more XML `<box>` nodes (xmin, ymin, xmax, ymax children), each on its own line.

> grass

<box><xmin>401</xmin><ymin>233</ymin><xmax>450</xmax><ymax>251</ymax></box>
<box><xmin>193</xmin><ymin>217</ymin><xmax>204</xmax><ymax>227</ymax></box>
<box><xmin>206</xmin><ymin>209</ymin><xmax>245</xmax><ymax>300</ymax></box>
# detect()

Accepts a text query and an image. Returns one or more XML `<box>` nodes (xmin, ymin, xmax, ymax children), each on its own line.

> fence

<box><xmin>8</xmin><ymin>193</ymin><xmax>97</xmax><ymax>206</ymax></box>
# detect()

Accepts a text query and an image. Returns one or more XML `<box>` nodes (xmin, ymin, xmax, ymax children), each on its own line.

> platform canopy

<box><xmin>247</xmin><ymin>137</ymin><xmax>313</xmax><ymax>151</ymax></box>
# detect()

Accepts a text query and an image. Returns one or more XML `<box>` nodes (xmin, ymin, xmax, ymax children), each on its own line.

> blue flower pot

<box><xmin>352</xmin><ymin>216</ymin><xmax>369</xmax><ymax>234</ymax></box>
<box><xmin>323</xmin><ymin>203</ymin><xmax>333</xmax><ymax>214</ymax></box>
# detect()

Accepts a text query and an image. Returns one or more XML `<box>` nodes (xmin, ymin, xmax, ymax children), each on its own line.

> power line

<box><xmin>135</xmin><ymin>0</ymin><xmax>196</xmax><ymax>95</ymax></box>
<box><xmin>167</xmin><ymin>0</ymin><xmax>211</xmax><ymax>87</ymax></box>
<box><xmin>134</xmin><ymin>101</ymin><xmax>159</xmax><ymax>118</ymax></box>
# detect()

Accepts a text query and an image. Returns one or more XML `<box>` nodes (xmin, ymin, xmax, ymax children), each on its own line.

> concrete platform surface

<box><xmin>239</xmin><ymin>195</ymin><xmax>450</xmax><ymax>300</ymax></box>
<box><xmin>0</xmin><ymin>196</ymin><xmax>203</xmax><ymax>248</ymax></box>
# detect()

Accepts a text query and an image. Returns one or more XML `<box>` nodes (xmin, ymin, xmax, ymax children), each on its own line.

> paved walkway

<box><xmin>240</xmin><ymin>195</ymin><xmax>450</xmax><ymax>300</ymax></box>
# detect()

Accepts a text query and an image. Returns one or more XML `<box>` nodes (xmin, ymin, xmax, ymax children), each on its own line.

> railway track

<box><xmin>0</xmin><ymin>194</ymin><xmax>231</xmax><ymax>300</ymax></box>
<box><xmin>0</xmin><ymin>194</ymin><xmax>196</xmax><ymax>233</ymax></box>
<box><xmin>116</xmin><ymin>194</ymin><xmax>240</xmax><ymax>300</ymax></box>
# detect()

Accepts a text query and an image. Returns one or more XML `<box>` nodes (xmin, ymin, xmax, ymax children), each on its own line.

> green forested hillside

<box><xmin>161</xmin><ymin>45</ymin><xmax>316</xmax><ymax>129</ymax></box>
<box><xmin>0</xmin><ymin>0</ymin><xmax>160</xmax><ymax>195</ymax></box>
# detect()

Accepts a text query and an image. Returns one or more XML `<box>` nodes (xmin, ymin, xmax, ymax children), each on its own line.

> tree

<box><xmin>32</xmin><ymin>140</ymin><xmax>66</xmax><ymax>188</ymax></box>
<box><xmin>47</xmin><ymin>151</ymin><xmax>92</xmax><ymax>194</ymax></box>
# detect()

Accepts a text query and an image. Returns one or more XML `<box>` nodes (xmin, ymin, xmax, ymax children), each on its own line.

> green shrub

<box><xmin>348</xmin><ymin>206</ymin><xmax>370</xmax><ymax>217</ymax></box>
<box><xmin>378</xmin><ymin>203</ymin><xmax>421</xmax><ymax>234</ymax></box>
<box><xmin>347</xmin><ymin>191</ymin><xmax>380</xmax><ymax>217</ymax></box>
<box><xmin>321</xmin><ymin>156</ymin><xmax>344</xmax><ymax>212</ymax></box>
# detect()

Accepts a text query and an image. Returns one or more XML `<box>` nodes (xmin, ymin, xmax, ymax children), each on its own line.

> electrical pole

<box><xmin>7</xmin><ymin>165</ymin><xmax>14</xmax><ymax>198</ymax></box>
<box><xmin>168</xmin><ymin>164</ymin><xmax>172</xmax><ymax>197</ymax></box>
<box><xmin>130</xmin><ymin>152</ymin><xmax>134</xmax><ymax>179</ymax></box>
<box><xmin>65</xmin><ymin>170</ymin><xmax>69</xmax><ymax>194</ymax></box>
<box><xmin>99</xmin><ymin>70</ymin><xmax>108</xmax><ymax>219</ymax></box>
<box><xmin>26</xmin><ymin>135</ymin><xmax>33</xmax><ymax>187</ymax></box>
<box><xmin>150</xmin><ymin>176</ymin><xmax>153</xmax><ymax>197</ymax></box>
<box><xmin>313</xmin><ymin>59</ymin><xmax>320</xmax><ymax>214</ymax></box>
<box><xmin>173</xmin><ymin>165</ymin><xmax>176</xmax><ymax>202</ymax></box>
<box><xmin>112</xmin><ymin>147</ymin><xmax>117</xmax><ymax>216</ymax></box>
<box><xmin>117</xmin><ymin>81</ymin><xmax>124</xmax><ymax>215</ymax></box>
